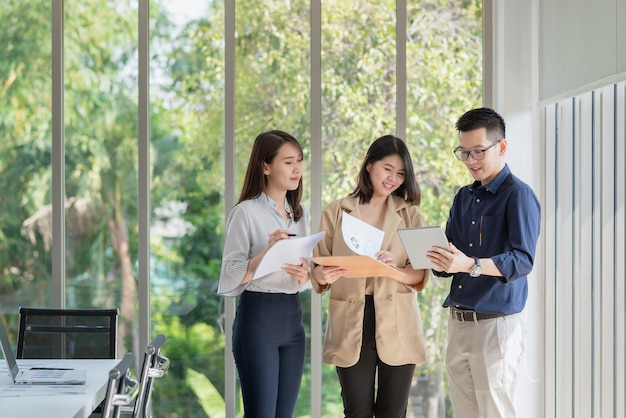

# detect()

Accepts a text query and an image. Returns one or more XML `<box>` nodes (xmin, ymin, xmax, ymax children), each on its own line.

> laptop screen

<box><xmin>0</xmin><ymin>318</ymin><xmax>20</xmax><ymax>380</ymax></box>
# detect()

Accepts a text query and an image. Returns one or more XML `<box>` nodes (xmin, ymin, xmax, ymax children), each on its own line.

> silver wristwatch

<box><xmin>469</xmin><ymin>257</ymin><xmax>482</xmax><ymax>277</ymax></box>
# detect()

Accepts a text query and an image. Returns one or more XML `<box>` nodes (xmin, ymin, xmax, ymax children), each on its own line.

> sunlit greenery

<box><xmin>1</xmin><ymin>0</ymin><xmax>481</xmax><ymax>416</ymax></box>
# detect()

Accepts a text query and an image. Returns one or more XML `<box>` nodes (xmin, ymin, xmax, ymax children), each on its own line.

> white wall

<box><xmin>538</xmin><ymin>0</ymin><xmax>624</xmax><ymax>102</ymax></box>
<box><xmin>495</xmin><ymin>1</ymin><xmax>626</xmax><ymax>417</ymax></box>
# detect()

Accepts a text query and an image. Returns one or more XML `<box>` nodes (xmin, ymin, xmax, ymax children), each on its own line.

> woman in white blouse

<box><xmin>218</xmin><ymin>130</ymin><xmax>310</xmax><ymax>418</ymax></box>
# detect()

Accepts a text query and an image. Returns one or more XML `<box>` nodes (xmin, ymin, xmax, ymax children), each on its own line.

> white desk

<box><xmin>0</xmin><ymin>359</ymin><xmax>119</xmax><ymax>418</ymax></box>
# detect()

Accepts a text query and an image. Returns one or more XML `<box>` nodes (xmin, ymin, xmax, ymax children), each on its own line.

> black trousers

<box><xmin>336</xmin><ymin>295</ymin><xmax>416</xmax><ymax>418</ymax></box>
<box><xmin>232</xmin><ymin>291</ymin><xmax>305</xmax><ymax>418</ymax></box>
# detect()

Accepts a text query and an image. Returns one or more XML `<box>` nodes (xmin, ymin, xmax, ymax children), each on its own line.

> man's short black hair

<box><xmin>456</xmin><ymin>107</ymin><xmax>506</xmax><ymax>141</ymax></box>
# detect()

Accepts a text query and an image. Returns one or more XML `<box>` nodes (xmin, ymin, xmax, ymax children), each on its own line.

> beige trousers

<box><xmin>446</xmin><ymin>311</ymin><xmax>525</xmax><ymax>418</ymax></box>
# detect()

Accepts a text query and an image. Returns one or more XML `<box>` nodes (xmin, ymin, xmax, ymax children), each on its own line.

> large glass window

<box><xmin>405</xmin><ymin>2</ymin><xmax>482</xmax><ymax>416</ymax></box>
<box><xmin>148</xmin><ymin>0</ymin><xmax>227</xmax><ymax>414</ymax></box>
<box><xmin>233</xmin><ymin>1</ymin><xmax>313</xmax><ymax>414</ymax></box>
<box><xmin>319</xmin><ymin>2</ymin><xmax>398</xmax><ymax>412</ymax></box>
<box><xmin>1</xmin><ymin>0</ymin><xmax>52</xmax><ymax>332</ymax></box>
<box><xmin>63</xmin><ymin>0</ymin><xmax>140</xmax><ymax>359</ymax></box>
<box><xmin>1</xmin><ymin>1</ymin><xmax>481</xmax><ymax>416</ymax></box>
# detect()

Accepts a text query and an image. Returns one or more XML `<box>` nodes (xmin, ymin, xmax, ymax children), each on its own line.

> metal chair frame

<box><xmin>121</xmin><ymin>334</ymin><xmax>170</xmax><ymax>418</ymax></box>
<box><xmin>101</xmin><ymin>352</ymin><xmax>140</xmax><ymax>418</ymax></box>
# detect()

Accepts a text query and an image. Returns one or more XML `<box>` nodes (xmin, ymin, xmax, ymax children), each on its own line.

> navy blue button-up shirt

<box><xmin>435</xmin><ymin>164</ymin><xmax>541</xmax><ymax>315</ymax></box>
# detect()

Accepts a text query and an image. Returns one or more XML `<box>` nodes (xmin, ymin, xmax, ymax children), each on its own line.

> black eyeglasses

<box><xmin>453</xmin><ymin>140</ymin><xmax>501</xmax><ymax>161</ymax></box>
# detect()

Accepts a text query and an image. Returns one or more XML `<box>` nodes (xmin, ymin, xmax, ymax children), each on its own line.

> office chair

<box><xmin>121</xmin><ymin>334</ymin><xmax>170</xmax><ymax>418</ymax></box>
<box><xmin>16</xmin><ymin>307</ymin><xmax>118</xmax><ymax>359</ymax></box>
<box><xmin>101</xmin><ymin>352</ymin><xmax>140</xmax><ymax>418</ymax></box>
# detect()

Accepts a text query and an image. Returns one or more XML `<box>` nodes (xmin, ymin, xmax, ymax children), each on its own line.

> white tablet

<box><xmin>397</xmin><ymin>226</ymin><xmax>449</xmax><ymax>270</ymax></box>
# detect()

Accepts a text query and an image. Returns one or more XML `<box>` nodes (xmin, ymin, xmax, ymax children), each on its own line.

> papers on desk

<box><xmin>0</xmin><ymin>361</ymin><xmax>89</xmax><ymax>396</ymax></box>
<box><xmin>0</xmin><ymin>361</ymin><xmax>88</xmax><ymax>395</ymax></box>
<box><xmin>253</xmin><ymin>231</ymin><xmax>326</xmax><ymax>279</ymax></box>
<box><xmin>1</xmin><ymin>358</ymin><xmax>118</xmax><ymax>417</ymax></box>
<box><xmin>0</xmin><ymin>384</ymin><xmax>88</xmax><ymax>397</ymax></box>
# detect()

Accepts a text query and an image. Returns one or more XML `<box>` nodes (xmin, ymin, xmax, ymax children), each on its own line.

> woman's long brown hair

<box><xmin>238</xmin><ymin>130</ymin><xmax>304</xmax><ymax>222</ymax></box>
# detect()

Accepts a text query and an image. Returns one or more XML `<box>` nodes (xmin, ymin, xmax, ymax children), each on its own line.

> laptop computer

<box><xmin>0</xmin><ymin>317</ymin><xmax>86</xmax><ymax>385</ymax></box>
<box><xmin>397</xmin><ymin>226</ymin><xmax>450</xmax><ymax>270</ymax></box>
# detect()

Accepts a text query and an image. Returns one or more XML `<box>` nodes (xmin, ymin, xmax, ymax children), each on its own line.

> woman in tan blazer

<box><xmin>311</xmin><ymin>135</ymin><xmax>429</xmax><ymax>417</ymax></box>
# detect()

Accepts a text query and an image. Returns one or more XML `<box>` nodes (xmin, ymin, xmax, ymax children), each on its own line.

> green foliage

<box><xmin>0</xmin><ymin>0</ymin><xmax>53</xmax><ymax>301</ymax></box>
<box><xmin>403</xmin><ymin>1</ymin><xmax>483</xmax><ymax>382</ymax></box>
<box><xmin>186</xmin><ymin>368</ymin><xmax>226</xmax><ymax>418</ymax></box>
<box><xmin>150</xmin><ymin>314</ymin><xmax>226</xmax><ymax>417</ymax></box>
<box><xmin>2</xmin><ymin>0</ymin><xmax>481</xmax><ymax>416</ymax></box>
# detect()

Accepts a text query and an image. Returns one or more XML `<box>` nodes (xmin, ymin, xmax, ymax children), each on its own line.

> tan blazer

<box><xmin>313</xmin><ymin>195</ymin><xmax>428</xmax><ymax>367</ymax></box>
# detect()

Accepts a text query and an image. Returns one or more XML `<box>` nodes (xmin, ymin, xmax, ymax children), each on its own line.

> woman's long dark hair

<box><xmin>350</xmin><ymin>134</ymin><xmax>421</xmax><ymax>205</ymax></box>
<box><xmin>238</xmin><ymin>130</ymin><xmax>304</xmax><ymax>222</ymax></box>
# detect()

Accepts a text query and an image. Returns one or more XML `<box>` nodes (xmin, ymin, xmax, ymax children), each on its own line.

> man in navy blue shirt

<box><xmin>427</xmin><ymin>107</ymin><xmax>541</xmax><ymax>418</ymax></box>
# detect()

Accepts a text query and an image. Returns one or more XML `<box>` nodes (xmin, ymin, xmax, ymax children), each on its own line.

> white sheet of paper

<box><xmin>253</xmin><ymin>231</ymin><xmax>326</xmax><ymax>279</ymax></box>
<box><xmin>341</xmin><ymin>212</ymin><xmax>384</xmax><ymax>257</ymax></box>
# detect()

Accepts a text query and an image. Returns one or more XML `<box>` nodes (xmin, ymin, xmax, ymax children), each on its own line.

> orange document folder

<box><xmin>310</xmin><ymin>255</ymin><xmax>405</xmax><ymax>279</ymax></box>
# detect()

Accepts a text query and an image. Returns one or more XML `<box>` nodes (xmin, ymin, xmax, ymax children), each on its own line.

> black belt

<box><xmin>450</xmin><ymin>307</ymin><xmax>507</xmax><ymax>322</ymax></box>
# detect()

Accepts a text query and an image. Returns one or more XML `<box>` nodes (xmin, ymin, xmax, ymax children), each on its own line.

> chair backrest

<box><xmin>128</xmin><ymin>334</ymin><xmax>170</xmax><ymax>418</ymax></box>
<box><xmin>16</xmin><ymin>306</ymin><xmax>118</xmax><ymax>359</ymax></box>
<box><xmin>101</xmin><ymin>352</ymin><xmax>140</xmax><ymax>418</ymax></box>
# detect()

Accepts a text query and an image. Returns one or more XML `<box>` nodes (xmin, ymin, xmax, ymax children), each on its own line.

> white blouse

<box><xmin>217</xmin><ymin>193</ymin><xmax>310</xmax><ymax>297</ymax></box>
